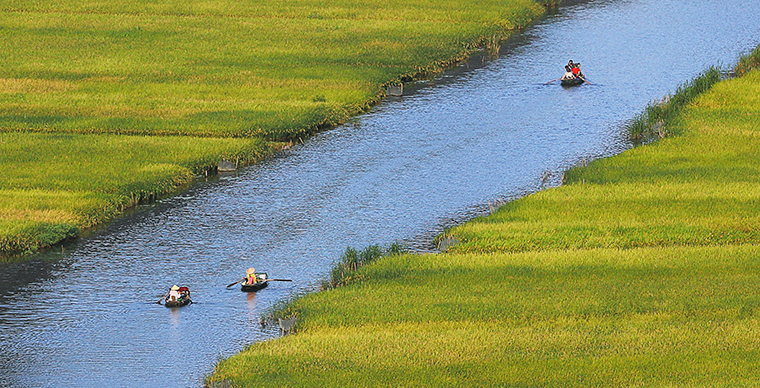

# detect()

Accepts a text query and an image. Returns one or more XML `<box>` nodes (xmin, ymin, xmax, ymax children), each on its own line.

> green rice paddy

<box><xmin>0</xmin><ymin>0</ymin><xmax>546</xmax><ymax>259</ymax></box>
<box><xmin>0</xmin><ymin>0</ymin><xmax>544</xmax><ymax>137</ymax></box>
<box><xmin>209</xmin><ymin>51</ymin><xmax>760</xmax><ymax>386</ymax></box>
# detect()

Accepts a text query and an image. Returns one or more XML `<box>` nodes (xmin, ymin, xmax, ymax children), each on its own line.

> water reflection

<box><xmin>2</xmin><ymin>0</ymin><xmax>760</xmax><ymax>386</ymax></box>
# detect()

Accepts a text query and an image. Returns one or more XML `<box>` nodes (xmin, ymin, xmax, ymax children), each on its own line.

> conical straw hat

<box><xmin>246</xmin><ymin>267</ymin><xmax>256</xmax><ymax>276</ymax></box>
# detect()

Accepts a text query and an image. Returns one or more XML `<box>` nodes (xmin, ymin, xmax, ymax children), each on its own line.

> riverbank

<box><xmin>0</xmin><ymin>0</ymin><xmax>549</xmax><ymax>261</ymax></box>
<box><xmin>208</xmin><ymin>47</ymin><xmax>760</xmax><ymax>386</ymax></box>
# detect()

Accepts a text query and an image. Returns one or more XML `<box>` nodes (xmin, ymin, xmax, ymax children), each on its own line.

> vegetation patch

<box><xmin>735</xmin><ymin>44</ymin><xmax>760</xmax><ymax>77</ymax></box>
<box><xmin>322</xmin><ymin>243</ymin><xmax>406</xmax><ymax>290</ymax></box>
<box><xmin>626</xmin><ymin>68</ymin><xmax>721</xmax><ymax>142</ymax></box>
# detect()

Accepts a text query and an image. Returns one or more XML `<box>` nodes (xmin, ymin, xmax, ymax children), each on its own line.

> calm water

<box><xmin>2</xmin><ymin>0</ymin><xmax>759</xmax><ymax>386</ymax></box>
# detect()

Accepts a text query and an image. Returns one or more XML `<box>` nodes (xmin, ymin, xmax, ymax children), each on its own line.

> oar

<box><xmin>581</xmin><ymin>76</ymin><xmax>592</xmax><ymax>85</ymax></box>
<box><xmin>156</xmin><ymin>292</ymin><xmax>169</xmax><ymax>305</ymax></box>
<box><xmin>266</xmin><ymin>278</ymin><xmax>293</xmax><ymax>282</ymax></box>
<box><xmin>544</xmin><ymin>78</ymin><xmax>562</xmax><ymax>85</ymax></box>
<box><xmin>226</xmin><ymin>278</ymin><xmax>245</xmax><ymax>288</ymax></box>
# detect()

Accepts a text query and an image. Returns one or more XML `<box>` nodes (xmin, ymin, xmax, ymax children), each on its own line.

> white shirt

<box><xmin>168</xmin><ymin>290</ymin><xmax>181</xmax><ymax>300</ymax></box>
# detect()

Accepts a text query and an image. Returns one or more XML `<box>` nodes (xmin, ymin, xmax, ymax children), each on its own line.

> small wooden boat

<box><xmin>241</xmin><ymin>280</ymin><xmax>269</xmax><ymax>292</ymax></box>
<box><xmin>560</xmin><ymin>75</ymin><xmax>585</xmax><ymax>86</ymax></box>
<box><xmin>164</xmin><ymin>296</ymin><xmax>192</xmax><ymax>308</ymax></box>
<box><xmin>241</xmin><ymin>272</ymin><xmax>270</xmax><ymax>292</ymax></box>
<box><xmin>164</xmin><ymin>286</ymin><xmax>192</xmax><ymax>307</ymax></box>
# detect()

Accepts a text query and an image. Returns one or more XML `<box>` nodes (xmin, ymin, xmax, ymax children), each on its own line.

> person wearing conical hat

<box><xmin>246</xmin><ymin>268</ymin><xmax>257</xmax><ymax>285</ymax></box>
<box><xmin>168</xmin><ymin>285</ymin><xmax>181</xmax><ymax>302</ymax></box>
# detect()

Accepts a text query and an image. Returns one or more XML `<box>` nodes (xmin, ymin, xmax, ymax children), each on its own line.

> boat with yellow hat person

<box><xmin>241</xmin><ymin>267</ymin><xmax>269</xmax><ymax>292</ymax></box>
<box><xmin>225</xmin><ymin>267</ymin><xmax>293</xmax><ymax>290</ymax></box>
<box><xmin>162</xmin><ymin>285</ymin><xmax>192</xmax><ymax>307</ymax></box>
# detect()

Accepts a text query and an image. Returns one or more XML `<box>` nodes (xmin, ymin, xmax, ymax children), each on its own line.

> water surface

<box><xmin>1</xmin><ymin>0</ymin><xmax>759</xmax><ymax>386</ymax></box>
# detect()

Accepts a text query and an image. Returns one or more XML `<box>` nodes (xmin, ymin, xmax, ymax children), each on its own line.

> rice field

<box><xmin>209</xmin><ymin>55</ymin><xmax>760</xmax><ymax>386</ymax></box>
<box><xmin>0</xmin><ymin>0</ymin><xmax>544</xmax><ymax>138</ymax></box>
<box><xmin>213</xmin><ymin>245</ymin><xmax>760</xmax><ymax>387</ymax></box>
<box><xmin>0</xmin><ymin>0</ymin><xmax>547</xmax><ymax>259</ymax></box>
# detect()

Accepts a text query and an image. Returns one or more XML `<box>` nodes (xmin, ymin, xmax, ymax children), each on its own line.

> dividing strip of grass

<box><xmin>209</xmin><ymin>54</ymin><xmax>760</xmax><ymax>386</ymax></box>
<box><xmin>0</xmin><ymin>132</ymin><xmax>269</xmax><ymax>260</ymax></box>
<box><xmin>0</xmin><ymin>0</ymin><xmax>548</xmax><ymax>259</ymax></box>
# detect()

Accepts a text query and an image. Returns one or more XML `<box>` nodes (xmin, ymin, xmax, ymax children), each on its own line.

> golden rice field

<box><xmin>0</xmin><ymin>0</ymin><xmax>544</xmax><ymax>138</ymax></box>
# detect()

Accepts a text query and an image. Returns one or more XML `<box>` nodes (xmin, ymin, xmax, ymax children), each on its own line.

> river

<box><xmin>1</xmin><ymin>0</ymin><xmax>759</xmax><ymax>386</ymax></box>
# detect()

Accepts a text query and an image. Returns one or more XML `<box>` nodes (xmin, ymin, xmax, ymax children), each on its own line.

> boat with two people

<box><xmin>160</xmin><ymin>285</ymin><xmax>192</xmax><ymax>307</ymax></box>
<box><xmin>547</xmin><ymin>60</ymin><xmax>590</xmax><ymax>86</ymax></box>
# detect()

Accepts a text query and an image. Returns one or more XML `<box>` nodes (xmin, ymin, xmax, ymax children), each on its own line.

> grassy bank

<box><xmin>0</xmin><ymin>0</ymin><xmax>547</xmax><ymax>260</ymax></box>
<box><xmin>0</xmin><ymin>132</ymin><xmax>269</xmax><ymax>258</ymax></box>
<box><xmin>209</xmin><ymin>53</ymin><xmax>760</xmax><ymax>386</ymax></box>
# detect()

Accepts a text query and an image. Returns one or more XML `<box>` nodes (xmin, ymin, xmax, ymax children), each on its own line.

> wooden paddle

<box><xmin>580</xmin><ymin>75</ymin><xmax>592</xmax><ymax>85</ymax></box>
<box><xmin>544</xmin><ymin>78</ymin><xmax>562</xmax><ymax>85</ymax></box>
<box><xmin>226</xmin><ymin>278</ymin><xmax>246</xmax><ymax>288</ymax></box>
<box><xmin>156</xmin><ymin>292</ymin><xmax>169</xmax><ymax>304</ymax></box>
<box><xmin>265</xmin><ymin>278</ymin><xmax>293</xmax><ymax>282</ymax></box>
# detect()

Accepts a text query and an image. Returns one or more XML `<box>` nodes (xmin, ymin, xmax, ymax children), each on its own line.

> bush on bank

<box><xmin>626</xmin><ymin>67</ymin><xmax>721</xmax><ymax>142</ymax></box>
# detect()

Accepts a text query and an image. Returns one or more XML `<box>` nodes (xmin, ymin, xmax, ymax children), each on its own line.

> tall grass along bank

<box><xmin>0</xmin><ymin>0</ymin><xmax>547</xmax><ymax>259</ymax></box>
<box><xmin>209</xmin><ymin>51</ymin><xmax>760</xmax><ymax>386</ymax></box>
<box><xmin>626</xmin><ymin>67</ymin><xmax>721</xmax><ymax>142</ymax></box>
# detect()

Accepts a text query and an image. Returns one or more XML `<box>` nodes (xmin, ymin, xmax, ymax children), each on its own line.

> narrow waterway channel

<box><xmin>2</xmin><ymin>0</ymin><xmax>759</xmax><ymax>386</ymax></box>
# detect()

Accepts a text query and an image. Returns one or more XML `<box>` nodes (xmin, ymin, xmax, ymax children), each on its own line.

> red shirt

<box><xmin>571</xmin><ymin>67</ymin><xmax>580</xmax><ymax>76</ymax></box>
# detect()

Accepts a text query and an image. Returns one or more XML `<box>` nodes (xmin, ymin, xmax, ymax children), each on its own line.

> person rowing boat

<box><xmin>225</xmin><ymin>268</ymin><xmax>293</xmax><ymax>291</ymax></box>
<box><xmin>244</xmin><ymin>267</ymin><xmax>267</xmax><ymax>285</ymax></box>
<box><xmin>547</xmin><ymin>60</ymin><xmax>589</xmax><ymax>86</ymax></box>
<box><xmin>241</xmin><ymin>268</ymin><xmax>269</xmax><ymax>292</ymax></box>
<box><xmin>563</xmin><ymin>60</ymin><xmax>589</xmax><ymax>85</ymax></box>
<box><xmin>162</xmin><ymin>285</ymin><xmax>192</xmax><ymax>307</ymax></box>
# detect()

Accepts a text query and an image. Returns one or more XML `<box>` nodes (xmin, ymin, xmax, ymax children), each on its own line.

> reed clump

<box><xmin>627</xmin><ymin>67</ymin><xmax>721</xmax><ymax>142</ymax></box>
<box><xmin>322</xmin><ymin>242</ymin><xmax>406</xmax><ymax>290</ymax></box>
<box><xmin>735</xmin><ymin>45</ymin><xmax>760</xmax><ymax>76</ymax></box>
